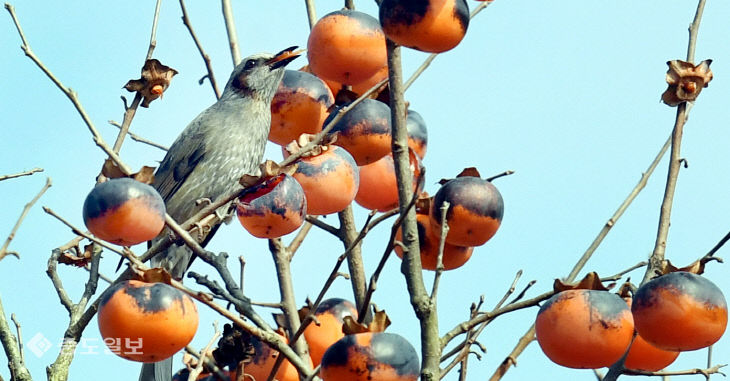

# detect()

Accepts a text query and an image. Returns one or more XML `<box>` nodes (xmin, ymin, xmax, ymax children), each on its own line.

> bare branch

<box><xmin>303</xmin><ymin>0</ymin><xmax>316</xmax><ymax>29</ymax></box>
<box><xmin>0</xmin><ymin>295</ymin><xmax>31</xmax><ymax>381</ymax></box>
<box><xmin>0</xmin><ymin>167</ymin><xmax>43</xmax><ymax>182</ymax></box>
<box><xmin>0</xmin><ymin>177</ymin><xmax>52</xmax><ymax>262</ymax></box>
<box><xmin>109</xmin><ymin>120</ymin><xmax>169</xmax><ymax>151</ymax></box>
<box><xmin>221</xmin><ymin>0</ymin><xmax>241</xmax><ymax>66</ymax></box>
<box><xmin>431</xmin><ymin>202</ymin><xmax>450</xmax><ymax>300</ymax></box>
<box><xmin>643</xmin><ymin>0</ymin><xmax>707</xmax><ymax>285</ymax></box>
<box><xmin>180</xmin><ymin>0</ymin><xmax>221</xmax><ymax>99</ymax></box>
<box><xmin>111</xmin><ymin>0</ymin><xmax>162</xmax><ymax>154</ymax></box>
<box><xmin>188</xmin><ymin>322</ymin><xmax>221</xmax><ymax>381</ymax></box>
<box><xmin>5</xmin><ymin>3</ymin><xmax>133</xmax><ymax>175</ymax></box>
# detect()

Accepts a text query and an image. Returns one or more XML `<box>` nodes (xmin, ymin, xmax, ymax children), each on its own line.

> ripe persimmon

<box><xmin>535</xmin><ymin>289</ymin><xmax>634</xmax><ymax>369</ymax></box>
<box><xmin>355</xmin><ymin>150</ymin><xmax>422</xmax><ymax>212</ymax></box>
<box><xmin>320</xmin><ymin>332</ymin><xmax>419</xmax><ymax>381</ymax></box>
<box><xmin>292</xmin><ymin>145</ymin><xmax>360</xmax><ymax>215</ymax></box>
<box><xmin>269</xmin><ymin>70</ymin><xmax>334</xmax><ymax>146</ymax></box>
<box><xmin>632</xmin><ymin>271</ymin><xmax>727</xmax><ymax>351</ymax></box>
<box><xmin>303</xmin><ymin>298</ymin><xmax>358</xmax><ymax>366</ymax></box>
<box><xmin>307</xmin><ymin>9</ymin><xmax>387</xmax><ymax>84</ymax></box>
<box><xmin>395</xmin><ymin>212</ymin><xmax>473</xmax><ymax>271</ymax></box>
<box><xmin>242</xmin><ymin>334</ymin><xmax>309</xmax><ymax>381</ymax></box>
<box><xmin>379</xmin><ymin>0</ymin><xmax>470</xmax><ymax>53</ymax></box>
<box><xmin>328</xmin><ymin>99</ymin><xmax>392</xmax><ymax>166</ymax></box>
<box><xmin>82</xmin><ymin>177</ymin><xmax>166</xmax><ymax>246</ymax></box>
<box><xmin>236</xmin><ymin>174</ymin><xmax>307</xmax><ymax>238</ymax></box>
<box><xmin>406</xmin><ymin>109</ymin><xmax>428</xmax><ymax>159</ymax></box>
<box><xmin>98</xmin><ymin>280</ymin><xmax>198</xmax><ymax>362</ymax></box>
<box><xmin>620</xmin><ymin>297</ymin><xmax>680</xmax><ymax>371</ymax></box>
<box><xmin>430</xmin><ymin>176</ymin><xmax>503</xmax><ymax>247</ymax></box>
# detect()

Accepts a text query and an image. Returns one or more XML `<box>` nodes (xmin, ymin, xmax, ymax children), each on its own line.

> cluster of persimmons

<box><xmin>76</xmin><ymin>0</ymin><xmax>726</xmax><ymax>380</ymax></box>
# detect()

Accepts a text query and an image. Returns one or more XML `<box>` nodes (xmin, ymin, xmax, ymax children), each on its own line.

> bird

<box><xmin>138</xmin><ymin>46</ymin><xmax>301</xmax><ymax>381</ymax></box>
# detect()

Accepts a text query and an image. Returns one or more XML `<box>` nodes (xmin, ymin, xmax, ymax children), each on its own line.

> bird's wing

<box><xmin>153</xmin><ymin>130</ymin><xmax>206</xmax><ymax>203</ymax></box>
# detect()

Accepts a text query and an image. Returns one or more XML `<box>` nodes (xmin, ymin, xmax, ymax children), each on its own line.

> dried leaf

<box><xmin>342</xmin><ymin>309</ymin><xmax>391</xmax><ymax>335</ymax></box>
<box><xmin>101</xmin><ymin>159</ymin><xmax>127</xmax><ymax>179</ymax></box>
<box><xmin>132</xmin><ymin>166</ymin><xmax>156</xmax><ymax>184</ymax></box>
<box><xmin>553</xmin><ymin>271</ymin><xmax>609</xmax><ymax>292</ymax></box>
<box><xmin>133</xmin><ymin>267</ymin><xmax>174</xmax><ymax>284</ymax></box>
<box><xmin>661</xmin><ymin>59</ymin><xmax>713</xmax><ymax>106</ymax></box>
<box><xmin>124</xmin><ymin>59</ymin><xmax>178</xmax><ymax>108</ymax></box>
<box><xmin>58</xmin><ymin>243</ymin><xmax>94</xmax><ymax>267</ymax></box>
<box><xmin>238</xmin><ymin>160</ymin><xmax>297</xmax><ymax>187</ymax></box>
<box><xmin>615</xmin><ymin>281</ymin><xmax>635</xmax><ymax>299</ymax></box>
<box><xmin>283</xmin><ymin>133</ymin><xmax>334</xmax><ymax>158</ymax></box>
<box><xmin>438</xmin><ymin>167</ymin><xmax>482</xmax><ymax>185</ymax></box>
<box><xmin>661</xmin><ymin>256</ymin><xmax>723</xmax><ymax>275</ymax></box>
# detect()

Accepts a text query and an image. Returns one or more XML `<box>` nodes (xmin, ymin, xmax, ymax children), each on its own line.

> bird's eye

<box><xmin>244</xmin><ymin>59</ymin><xmax>257</xmax><ymax>70</ymax></box>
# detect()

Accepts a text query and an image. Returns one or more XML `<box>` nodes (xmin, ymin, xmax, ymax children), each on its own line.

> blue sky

<box><xmin>1</xmin><ymin>1</ymin><xmax>728</xmax><ymax>380</ymax></box>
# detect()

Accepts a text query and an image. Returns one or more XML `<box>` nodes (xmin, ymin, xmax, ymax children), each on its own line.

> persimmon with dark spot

<box><xmin>632</xmin><ymin>271</ymin><xmax>727</xmax><ymax>351</ymax></box>
<box><xmin>303</xmin><ymin>298</ymin><xmax>358</xmax><ymax>366</ymax></box>
<box><xmin>242</xmin><ymin>334</ymin><xmax>309</xmax><ymax>381</ymax></box>
<box><xmin>379</xmin><ymin>0</ymin><xmax>470</xmax><ymax>53</ymax></box>
<box><xmin>395</xmin><ymin>212</ymin><xmax>473</xmax><ymax>270</ymax></box>
<box><xmin>98</xmin><ymin>280</ymin><xmax>198</xmax><ymax>362</ymax></box>
<box><xmin>430</xmin><ymin>176</ymin><xmax>503</xmax><ymax>247</ymax></box>
<box><xmin>269</xmin><ymin>70</ymin><xmax>334</xmax><ymax>146</ymax></box>
<box><xmin>535</xmin><ymin>289</ymin><xmax>634</xmax><ymax>369</ymax></box>
<box><xmin>82</xmin><ymin>177</ymin><xmax>166</xmax><ymax>246</ymax></box>
<box><xmin>327</xmin><ymin>99</ymin><xmax>392</xmax><ymax>166</ymax></box>
<box><xmin>320</xmin><ymin>332</ymin><xmax>419</xmax><ymax>381</ymax></box>
<box><xmin>307</xmin><ymin>9</ymin><xmax>387</xmax><ymax>85</ymax></box>
<box><xmin>236</xmin><ymin>174</ymin><xmax>307</xmax><ymax>238</ymax></box>
<box><xmin>406</xmin><ymin>109</ymin><xmax>428</xmax><ymax>159</ymax></box>
<box><xmin>319</xmin><ymin>65</ymin><xmax>389</xmax><ymax>98</ymax></box>
<box><xmin>355</xmin><ymin>150</ymin><xmax>422</xmax><ymax>212</ymax></box>
<box><xmin>292</xmin><ymin>145</ymin><xmax>359</xmax><ymax>215</ymax></box>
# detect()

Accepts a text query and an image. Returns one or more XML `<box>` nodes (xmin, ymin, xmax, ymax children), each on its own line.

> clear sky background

<box><xmin>1</xmin><ymin>1</ymin><xmax>729</xmax><ymax>380</ymax></box>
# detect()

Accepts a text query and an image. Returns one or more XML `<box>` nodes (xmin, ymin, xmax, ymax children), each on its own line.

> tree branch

<box><xmin>0</xmin><ymin>177</ymin><xmax>52</xmax><ymax>262</ymax></box>
<box><xmin>0</xmin><ymin>167</ymin><xmax>43</xmax><ymax>182</ymax></box>
<box><xmin>221</xmin><ymin>0</ymin><xmax>241</xmax><ymax>66</ymax></box>
<box><xmin>179</xmin><ymin>0</ymin><xmax>221</xmax><ymax>99</ymax></box>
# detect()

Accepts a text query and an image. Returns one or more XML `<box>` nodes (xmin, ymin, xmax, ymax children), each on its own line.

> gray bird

<box><xmin>139</xmin><ymin>47</ymin><xmax>301</xmax><ymax>381</ymax></box>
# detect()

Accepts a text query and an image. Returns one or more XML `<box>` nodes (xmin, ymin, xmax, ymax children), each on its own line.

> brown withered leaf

<box><xmin>133</xmin><ymin>166</ymin><xmax>156</xmax><ymax>184</ymax></box>
<box><xmin>238</xmin><ymin>160</ymin><xmax>297</xmax><ymax>187</ymax></box>
<box><xmin>438</xmin><ymin>167</ymin><xmax>482</xmax><ymax>185</ymax></box>
<box><xmin>101</xmin><ymin>159</ymin><xmax>157</xmax><ymax>184</ymax></box>
<box><xmin>342</xmin><ymin>309</ymin><xmax>391</xmax><ymax>335</ymax></box>
<box><xmin>553</xmin><ymin>271</ymin><xmax>610</xmax><ymax>292</ymax></box>
<box><xmin>661</xmin><ymin>59</ymin><xmax>713</xmax><ymax>106</ymax></box>
<box><xmin>133</xmin><ymin>267</ymin><xmax>174</xmax><ymax>285</ymax></box>
<box><xmin>124</xmin><ymin>59</ymin><xmax>178</xmax><ymax>108</ymax></box>
<box><xmin>58</xmin><ymin>243</ymin><xmax>95</xmax><ymax>267</ymax></box>
<box><xmin>615</xmin><ymin>281</ymin><xmax>636</xmax><ymax>299</ymax></box>
<box><xmin>661</xmin><ymin>256</ymin><xmax>723</xmax><ymax>275</ymax></box>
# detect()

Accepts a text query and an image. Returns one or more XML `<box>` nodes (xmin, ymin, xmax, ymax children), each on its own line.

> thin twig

<box><xmin>338</xmin><ymin>206</ymin><xmax>368</xmax><ymax>314</ymax></box>
<box><xmin>305</xmin><ymin>215</ymin><xmax>339</xmax><ymax>236</ymax></box>
<box><xmin>431</xmin><ymin>202</ymin><xmax>450</xmax><ymax>300</ymax></box>
<box><xmin>403</xmin><ymin>1</ymin><xmax>494</xmax><ymax>91</ymax></box>
<box><xmin>180</xmin><ymin>0</ymin><xmax>221</xmax><ymax>99</ymax></box>
<box><xmin>642</xmin><ymin>0</ymin><xmax>707</xmax><ymax>285</ymax></box>
<box><xmin>10</xmin><ymin>314</ymin><xmax>24</xmax><ymax>365</ymax></box>
<box><xmin>0</xmin><ymin>177</ymin><xmax>52</xmax><ymax>261</ymax></box>
<box><xmin>704</xmin><ymin>230</ymin><xmax>730</xmax><ymax>258</ymax></box>
<box><xmin>109</xmin><ymin>120</ymin><xmax>169</xmax><ymax>151</ymax></box>
<box><xmin>0</xmin><ymin>295</ymin><xmax>32</xmax><ymax>381</ymax></box>
<box><xmin>303</xmin><ymin>0</ymin><xmax>316</xmax><ymax>29</ymax></box>
<box><xmin>623</xmin><ymin>364</ymin><xmax>726</xmax><ymax>377</ymax></box>
<box><xmin>287</xmin><ymin>221</ymin><xmax>313</xmax><ymax>258</ymax></box>
<box><xmin>5</xmin><ymin>3</ymin><xmax>132</xmax><ymax>175</ymax></box>
<box><xmin>112</xmin><ymin>0</ymin><xmax>162</xmax><ymax>154</ymax></box>
<box><xmin>221</xmin><ymin>0</ymin><xmax>241</xmax><ymax>66</ymax></box>
<box><xmin>188</xmin><ymin>322</ymin><xmax>222</xmax><ymax>381</ymax></box>
<box><xmin>0</xmin><ymin>168</ymin><xmax>43</xmax><ymax>182</ymax></box>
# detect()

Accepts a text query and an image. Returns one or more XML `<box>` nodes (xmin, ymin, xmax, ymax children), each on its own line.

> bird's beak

<box><xmin>266</xmin><ymin>46</ymin><xmax>304</xmax><ymax>69</ymax></box>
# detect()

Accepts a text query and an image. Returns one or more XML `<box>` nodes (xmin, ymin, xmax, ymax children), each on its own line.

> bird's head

<box><xmin>224</xmin><ymin>46</ymin><xmax>303</xmax><ymax>101</ymax></box>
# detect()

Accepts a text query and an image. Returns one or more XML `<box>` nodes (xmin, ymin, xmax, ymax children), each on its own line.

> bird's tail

<box><xmin>139</xmin><ymin>358</ymin><xmax>172</xmax><ymax>381</ymax></box>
